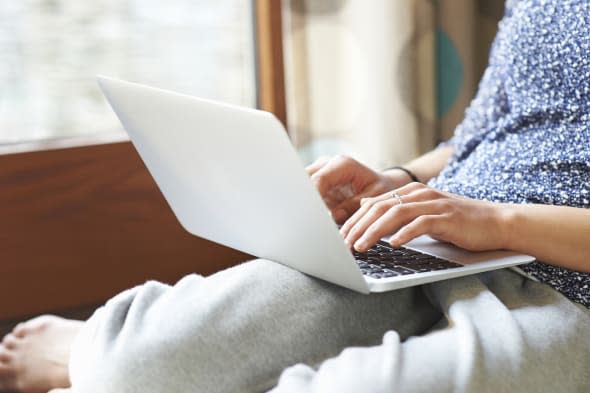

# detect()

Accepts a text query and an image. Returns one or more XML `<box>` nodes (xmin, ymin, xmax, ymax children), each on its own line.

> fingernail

<box><xmin>334</xmin><ymin>209</ymin><xmax>347</xmax><ymax>223</ymax></box>
<box><xmin>389</xmin><ymin>236</ymin><xmax>400</xmax><ymax>247</ymax></box>
<box><xmin>354</xmin><ymin>239</ymin><xmax>367</xmax><ymax>251</ymax></box>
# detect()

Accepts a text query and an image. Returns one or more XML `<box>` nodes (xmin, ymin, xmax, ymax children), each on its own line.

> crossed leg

<box><xmin>3</xmin><ymin>261</ymin><xmax>586</xmax><ymax>393</ymax></box>
<box><xmin>1</xmin><ymin>259</ymin><xmax>440</xmax><ymax>392</ymax></box>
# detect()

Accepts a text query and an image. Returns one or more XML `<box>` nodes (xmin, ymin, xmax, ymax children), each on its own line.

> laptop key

<box><xmin>389</xmin><ymin>266</ymin><xmax>416</xmax><ymax>275</ymax></box>
<box><xmin>354</xmin><ymin>241</ymin><xmax>463</xmax><ymax>279</ymax></box>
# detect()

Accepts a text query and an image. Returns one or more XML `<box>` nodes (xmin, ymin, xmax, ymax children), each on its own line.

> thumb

<box><xmin>331</xmin><ymin>183</ymin><xmax>388</xmax><ymax>224</ymax></box>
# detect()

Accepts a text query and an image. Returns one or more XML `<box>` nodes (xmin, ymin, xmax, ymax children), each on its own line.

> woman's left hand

<box><xmin>340</xmin><ymin>182</ymin><xmax>510</xmax><ymax>253</ymax></box>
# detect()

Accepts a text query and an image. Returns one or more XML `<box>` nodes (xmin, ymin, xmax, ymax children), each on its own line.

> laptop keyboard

<box><xmin>353</xmin><ymin>241</ymin><xmax>462</xmax><ymax>279</ymax></box>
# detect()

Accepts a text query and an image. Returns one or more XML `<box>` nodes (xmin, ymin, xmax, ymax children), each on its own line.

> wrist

<box><xmin>383</xmin><ymin>166</ymin><xmax>421</xmax><ymax>186</ymax></box>
<box><xmin>382</xmin><ymin>170</ymin><xmax>412</xmax><ymax>188</ymax></box>
<box><xmin>497</xmin><ymin>203</ymin><xmax>521</xmax><ymax>251</ymax></box>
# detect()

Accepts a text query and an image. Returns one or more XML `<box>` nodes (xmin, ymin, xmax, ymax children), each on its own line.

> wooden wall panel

<box><xmin>255</xmin><ymin>0</ymin><xmax>287</xmax><ymax>127</ymax></box>
<box><xmin>0</xmin><ymin>1</ymin><xmax>287</xmax><ymax>321</ymax></box>
<box><xmin>0</xmin><ymin>141</ymin><xmax>251</xmax><ymax>320</ymax></box>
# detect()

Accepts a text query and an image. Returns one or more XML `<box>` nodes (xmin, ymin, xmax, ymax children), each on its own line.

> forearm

<box><xmin>383</xmin><ymin>146</ymin><xmax>454</xmax><ymax>184</ymax></box>
<box><xmin>502</xmin><ymin>204</ymin><xmax>590</xmax><ymax>272</ymax></box>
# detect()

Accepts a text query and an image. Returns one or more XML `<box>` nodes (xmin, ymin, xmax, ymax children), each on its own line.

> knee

<box><xmin>71</xmin><ymin>280</ymin><xmax>196</xmax><ymax>392</ymax></box>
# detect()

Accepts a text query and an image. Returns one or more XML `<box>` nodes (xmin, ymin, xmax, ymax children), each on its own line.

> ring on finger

<box><xmin>391</xmin><ymin>190</ymin><xmax>404</xmax><ymax>205</ymax></box>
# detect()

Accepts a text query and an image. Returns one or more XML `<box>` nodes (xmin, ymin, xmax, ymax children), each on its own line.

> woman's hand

<box><xmin>340</xmin><ymin>182</ymin><xmax>510</xmax><ymax>253</ymax></box>
<box><xmin>306</xmin><ymin>155</ymin><xmax>412</xmax><ymax>224</ymax></box>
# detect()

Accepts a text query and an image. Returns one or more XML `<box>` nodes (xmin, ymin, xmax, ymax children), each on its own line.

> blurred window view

<box><xmin>0</xmin><ymin>0</ymin><xmax>256</xmax><ymax>144</ymax></box>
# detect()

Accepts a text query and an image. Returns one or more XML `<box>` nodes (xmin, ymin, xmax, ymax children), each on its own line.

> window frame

<box><xmin>0</xmin><ymin>0</ymin><xmax>286</xmax><ymax>320</ymax></box>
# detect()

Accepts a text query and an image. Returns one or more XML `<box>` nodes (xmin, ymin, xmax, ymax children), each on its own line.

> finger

<box><xmin>310</xmin><ymin>168</ymin><xmax>341</xmax><ymax>204</ymax></box>
<box><xmin>352</xmin><ymin>201</ymin><xmax>445</xmax><ymax>252</ymax></box>
<box><xmin>340</xmin><ymin>183</ymin><xmax>439</xmax><ymax>238</ymax></box>
<box><xmin>331</xmin><ymin>197</ymin><xmax>360</xmax><ymax>225</ymax></box>
<box><xmin>324</xmin><ymin>184</ymin><xmax>355</xmax><ymax>218</ymax></box>
<box><xmin>331</xmin><ymin>197</ymin><xmax>363</xmax><ymax>225</ymax></box>
<box><xmin>341</xmin><ymin>193</ymin><xmax>391</xmax><ymax>237</ymax></box>
<box><xmin>340</xmin><ymin>182</ymin><xmax>426</xmax><ymax>238</ymax></box>
<box><xmin>305</xmin><ymin>156</ymin><xmax>331</xmax><ymax>176</ymax></box>
<box><xmin>389</xmin><ymin>214</ymin><xmax>447</xmax><ymax>247</ymax></box>
<box><xmin>310</xmin><ymin>156</ymin><xmax>360</xmax><ymax>203</ymax></box>
<box><xmin>345</xmin><ymin>199</ymin><xmax>398</xmax><ymax>249</ymax></box>
<box><xmin>322</xmin><ymin>184</ymin><xmax>352</xmax><ymax>210</ymax></box>
<box><xmin>325</xmin><ymin>183</ymin><xmax>355</xmax><ymax>202</ymax></box>
<box><xmin>339</xmin><ymin>192</ymin><xmax>393</xmax><ymax>238</ymax></box>
<box><xmin>332</xmin><ymin>182</ymin><xmax>395</xmax><ymax>225</ymax></box>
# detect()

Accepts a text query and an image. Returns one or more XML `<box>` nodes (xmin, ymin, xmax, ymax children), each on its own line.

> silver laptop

<box><xmin>97</xmin><ymin>76</ymin><xmax>535</xmax><ymax>294</ymax></box>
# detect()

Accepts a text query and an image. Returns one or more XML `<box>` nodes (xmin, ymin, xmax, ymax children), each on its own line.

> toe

<box><xmin>1</xmin><ymin>334</ymin><xmax>18</xmax><ymax>350</ymax></box>
<box><xmin>0</xmin><ymin>360</ymin><xmax>13</xmax><ymax>373</ymax></box>
<box><xmin>0</xmin><ymin>347</ymin><xmax>12</xmax><ymax>363</ymax></box>
<box><xmin>10</xmin><ymin>316</ymin><xmax>56</xmax><ymax>340</ymax></box>
<box><xmin>19</xmin><ymin>315</ymin><xmax>60</xmax><ymax>336</ymax></box>
<box><xmin>13</xmin><ymin>323</ymin><xmax>27</xmax><ymax>338</ymax></box>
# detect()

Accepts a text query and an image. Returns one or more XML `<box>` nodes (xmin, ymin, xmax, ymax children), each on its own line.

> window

<box><xmin>0</xmin><ymin>0</ymin><xmax>256</xmax><ymax>144</ymax></box>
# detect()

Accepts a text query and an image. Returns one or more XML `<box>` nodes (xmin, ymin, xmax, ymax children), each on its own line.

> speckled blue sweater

<box><xmin>429</xmin><ymin>0</ymin><xmax>590</xmax><ymax>308</ymax></box>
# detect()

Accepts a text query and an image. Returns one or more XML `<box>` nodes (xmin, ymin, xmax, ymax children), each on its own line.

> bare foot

<box><xmin>0</xmin><ymin>315</ymin><xmax>83</xmax><ymax>393</ymax></box>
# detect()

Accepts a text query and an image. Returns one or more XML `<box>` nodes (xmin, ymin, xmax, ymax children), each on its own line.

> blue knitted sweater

<box><xmin>429</xmin><ymin>0</ymin><xmax>590</xmax><ymax>308</ymax></box>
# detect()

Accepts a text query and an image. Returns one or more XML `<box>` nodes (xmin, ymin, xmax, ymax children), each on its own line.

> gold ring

<box><xmin>391</xmin><ymin>191</ymin><xmax>404</xmax><ymax>205</ymax></box>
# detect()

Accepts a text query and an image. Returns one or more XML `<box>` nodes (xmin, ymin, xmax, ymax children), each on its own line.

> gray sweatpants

<box><xmin>69</xmin><ymin>260</ymin><xmax>590</xmax><ymax>393</ymax></box>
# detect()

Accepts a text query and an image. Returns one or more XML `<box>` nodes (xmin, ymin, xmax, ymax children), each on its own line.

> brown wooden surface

<box><xmin>255</xmin><ymin>0</ymin><xmax>287</xmax><ymax>127</ymax></box>
<box><xmin>0</xmin><ymin>141</ymin><xmax>251</xmax><ymax>320</ymax></box>
<box><xmin>0</xmin><ymin>4</ymin><xmax>286</xmax><ymax>321</ymax></box>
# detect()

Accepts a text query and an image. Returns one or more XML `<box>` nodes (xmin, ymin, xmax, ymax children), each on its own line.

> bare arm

<box><xmin>383</xmin><ymin>146</ymin><xmax>454</xmax><ymax>184</ymax></box>
<box><xmin>341</xmin><ymin>183</ymin><xmax>590</xmax><ymax>273</ymax></box>
<box><xmin>503</xmin><ymin>204</ymin><xmax>590</xmax><ymax>272</ymax></box>
<box><xmin>309</xmin><ymin>146</ymin><xmax>589</xmax><ymax>272</ymax></box>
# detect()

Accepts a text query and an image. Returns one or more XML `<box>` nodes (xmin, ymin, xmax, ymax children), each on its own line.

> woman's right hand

<box><xmin>306</xmin><ymin>155</ymin><xmax>413</xmax><ymax>224</ymax></box>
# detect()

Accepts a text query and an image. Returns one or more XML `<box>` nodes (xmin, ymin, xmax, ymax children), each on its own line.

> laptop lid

<box><xmin>97</xmin><ymin>76</ymin><xmax>370</xmax><ymax>293</ymax></box>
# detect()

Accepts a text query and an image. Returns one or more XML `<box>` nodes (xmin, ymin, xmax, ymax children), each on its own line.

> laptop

<box><xmin>97</xmin><ymin>76</ymin><xmax>535</xmax><ymax>294</ymax></box>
